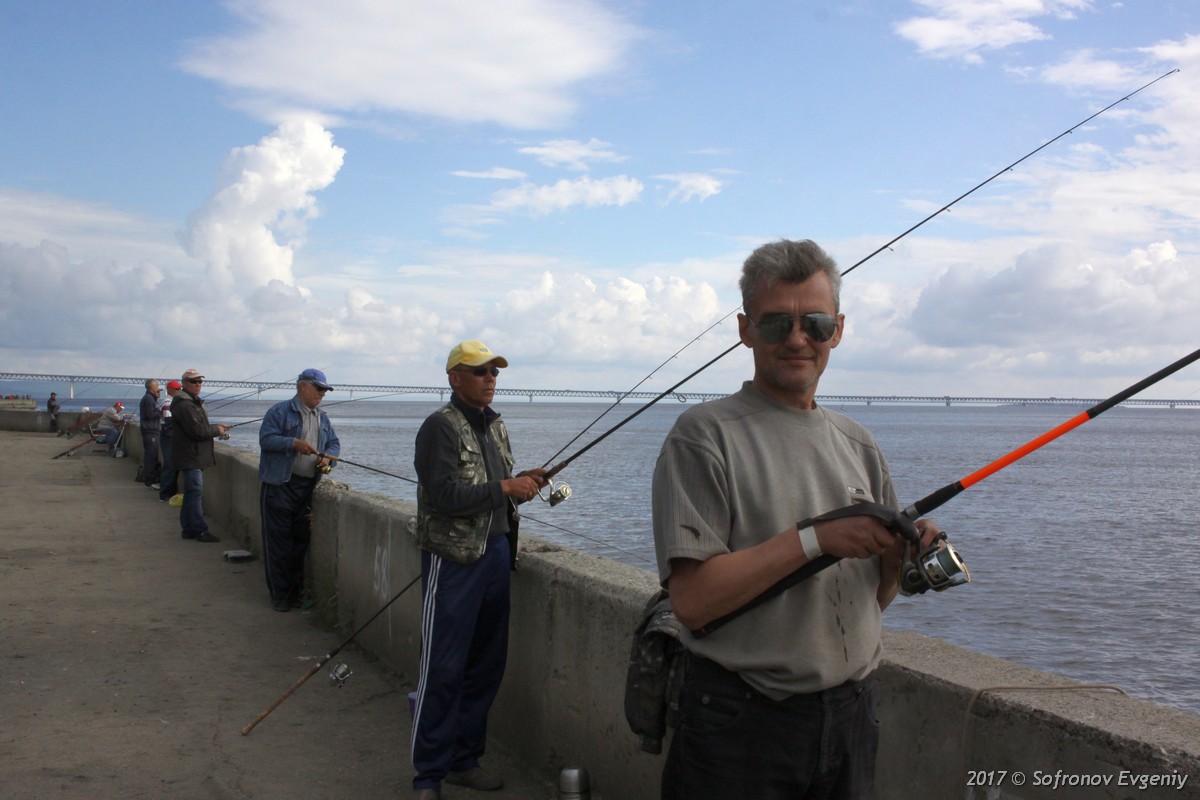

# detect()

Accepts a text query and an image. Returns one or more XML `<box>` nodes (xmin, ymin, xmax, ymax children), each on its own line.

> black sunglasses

<box><xmin>456</xmin><ymin>366</ymin><xmax>501</xmax><ymax>378</ymax></box>
<box><xmin>749</xmin><ymin>312</ymin><xmax>838</xmax><ymax>344</ymax></box>
<box><xmin>184</xmin><ymin>378</ymin><xmax>203</xmax><ymax>384</ymax></box>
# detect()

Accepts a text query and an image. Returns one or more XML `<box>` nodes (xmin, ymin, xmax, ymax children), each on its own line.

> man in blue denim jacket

<box><xmin>258</xmin><ymin>368</ymin><xmax>340</xmax><ymax>612</ymax></box>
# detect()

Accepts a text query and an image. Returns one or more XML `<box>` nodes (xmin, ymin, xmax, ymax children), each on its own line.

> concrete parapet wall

<box><xmin>0</xmin><ymin>408</ymin><xmax>55</xmax><ymax>431</ymax></box>
<box><xmin>90</xmin><ymin>430</ymin><xmax>1200</xmax><ymax>799</ymax></box>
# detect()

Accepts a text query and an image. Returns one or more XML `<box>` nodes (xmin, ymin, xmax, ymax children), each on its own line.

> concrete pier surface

<box><xmin>0</xmin><ymin>431</ymin><xmax>552</xmax><ymax>800</ymax></box>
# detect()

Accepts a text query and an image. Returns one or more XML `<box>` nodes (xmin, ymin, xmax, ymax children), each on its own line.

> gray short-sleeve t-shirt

<box><xmin>652</xmin><ymin>382</ymin><xmax>898</xmax><ymax>699</ymax></box>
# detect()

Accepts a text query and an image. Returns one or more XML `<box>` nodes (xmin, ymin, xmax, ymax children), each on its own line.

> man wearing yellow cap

<box><xmin>409</xmin><ymin>340</ymin><xmax>547</xmax><ymax>799</ymax></box>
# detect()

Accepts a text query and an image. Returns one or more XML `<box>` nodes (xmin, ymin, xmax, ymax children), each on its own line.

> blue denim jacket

<box><xmin>258</xmin><ymin>396</ymin><xmax>341</xmax><ymax>485</ymax></box>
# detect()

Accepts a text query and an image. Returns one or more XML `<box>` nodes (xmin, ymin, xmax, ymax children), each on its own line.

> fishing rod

<box><xmin>207</xmin><ymin>377</ymin><xmax>293</xmax><ymax>413</ymax></box>
<box><xmin>326</xmin><ymin>454</ymin><xmax>414</xmax><ymax>483</ymax></box>
<box><xmin>692</xmin><ymin>345</ymin><xmax>1200</xmax><ymax>637</ymax></box>
<box><xmin>842</xmin><ymin>68</ymin><xmax>1178</xmax><ymax>277</ymax></box>
<box><xmin>51</xmin><ymin>428</ymin><xmax>102</xmax><ymax>459</ymax></box>
<box><xmin>540</xmin><ymin>308</ymin><xmax>741</xmax><ymax>470</ymax></box>
<box><xmin>221</xmin><ymin>390</ymin><xmax>425</xmax><ymax>432</ymax></box>
<box><xmin>240</xmin><ymin>573</ymin><xmax>422</xmax><ymax>735</ymax></box>
<box><xmin>323</xmin><ymin>454</ymin><xmax>654</xmax><ymax>564</ymax></box>
<box><xmin>201</xmin><ymin>368</ymin><xmax>277</xmax><ymax>409</ymax></box>
<box><xmin>544</xmin><ymin>342</ymin><xmax>740</xmax><ymax>482</ymax></box>
<box><xmin>539</xmin><ymin>68</ymin><xmax>1179</xmax><ymax>489</ymax></box>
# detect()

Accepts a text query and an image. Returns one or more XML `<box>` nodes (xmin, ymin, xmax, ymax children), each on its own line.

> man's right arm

<box><xmin>258</xmin><ymin>404</ymin><xmax>295</xmax><ymax>454</ymax></box>
<box><xmin>667</xmin><ymin>515</ymin><xmax>899</xmax><ymax>631</ymax></box>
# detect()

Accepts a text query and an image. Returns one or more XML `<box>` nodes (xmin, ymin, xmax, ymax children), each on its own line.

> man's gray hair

<box><xmin>739</xmin><ymin>239</ymin><xmax>842</xmax><ymax>313</ymax></box>
<box><xmin>144</xmin><ymin>378</ymin><xmax>157</xmax><ymax>390</ymax></box>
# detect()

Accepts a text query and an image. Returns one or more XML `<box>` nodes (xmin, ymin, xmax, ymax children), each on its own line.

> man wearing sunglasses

<box><xmin>652</xmin><ymin>239</ymin><xmax>939</xmax><ymax>800</ymax></box>
<box><xmin>410</xmin><ymin>340</ymin><xmax>547</xmax><ymax>799</ymax></box>
<box><xmin>258</xmin><ymin>368</ymin><xmax>341</xmax><ymax>612</ymax></box>
<box><xmin>172</xmin><ymin>368</ymin><xmax>230</xmax><ymax>544</ymax></box>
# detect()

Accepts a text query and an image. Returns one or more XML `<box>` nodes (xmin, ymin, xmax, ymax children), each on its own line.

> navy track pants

<box><xmin>411</xmin><ymin>535</ymin><xmax>510</xmax><ymax>790</ymax></box>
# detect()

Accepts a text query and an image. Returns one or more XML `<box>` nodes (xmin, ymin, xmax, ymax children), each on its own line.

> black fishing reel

<box><xmin>328</xmin><ymin>662</ymin><xmax>353</xmax><ymax>688</ymax></box>
<box><xmin>900</xmin><ymin>532</ymin><xmax>971</xmax><ymax>594</ymax></box>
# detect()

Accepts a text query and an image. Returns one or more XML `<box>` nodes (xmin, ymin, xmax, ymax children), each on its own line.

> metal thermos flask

<box><xmin>558</xmin><ymin>766</ymin><xmax>590</xmax><ymax>800</ymax></box>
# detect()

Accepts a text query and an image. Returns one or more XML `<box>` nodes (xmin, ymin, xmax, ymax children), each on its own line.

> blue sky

<box><xmin>2</xmin><ymin>0</ymin><xmax>1199</xmax><ymax>400</ymax></box>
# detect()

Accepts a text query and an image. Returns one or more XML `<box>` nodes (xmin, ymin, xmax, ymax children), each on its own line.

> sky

<box><xmin>2</xmin><ymin>0</ymin><xmax>1200</xmax><ymax>401</ymax></box>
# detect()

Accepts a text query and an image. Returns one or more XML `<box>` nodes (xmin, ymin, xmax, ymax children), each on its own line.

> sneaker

<box><xmin>271</xmin><ymin>597</ymin><xmax>291</xmax><ymax>612</ymax></box>
<box><xmin>181</xmin><ymin>532</ymin><xmax>197</xmax><ymax>540</ymax></box>
<box><xmin>445</xmin><ymin>767</ymin><xmax>503</xmax><ymax>791</ymax></box>
<box><xmin>194</xmin><ymin>531</ymin><xmax>221</xmax><ymax>543</ymax></box>
<box><xmin>148</xmin><ymin>483</ymin><xmax>161</xmax><ymax>490</ymax></box>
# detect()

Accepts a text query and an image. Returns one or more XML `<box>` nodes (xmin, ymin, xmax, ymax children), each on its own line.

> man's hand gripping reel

<box><xmin>804</xmin><ymin>501</ymin><xmax>970</xmax><ymax>595</ymax></box>
<box><xmin>899</xmin><ymin>531</ymin><xmax>970</xmax><ymax>595</ymax></box>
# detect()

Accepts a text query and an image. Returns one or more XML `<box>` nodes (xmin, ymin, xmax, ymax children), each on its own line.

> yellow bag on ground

<box><xmin>168</xmin><ymin>494</ymin><xmax>184</xmax><ymax>507</ymax></box>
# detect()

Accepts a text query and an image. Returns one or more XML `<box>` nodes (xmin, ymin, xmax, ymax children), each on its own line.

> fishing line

<box><xmin>693</xmin><ymin>345</ymin><xmax>1200</xmax><ymax>636</ymax></box>
<box><xmin>541</xmin><ymin>69</ymin><xmax>1180</xmax><ymax>485</ymax></box>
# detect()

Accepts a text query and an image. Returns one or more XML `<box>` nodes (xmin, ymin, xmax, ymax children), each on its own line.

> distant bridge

<box><xmin>3</xmin><ymin>372</ymin><xmax>1198</xmax><ymax>408</ymax></box>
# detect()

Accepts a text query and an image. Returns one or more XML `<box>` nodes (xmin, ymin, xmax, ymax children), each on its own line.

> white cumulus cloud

<box><xmin>180</xmin><ymin>0</ymin><xmax>638</xmax><ymax>129</ymax></box>
<box><xmin>895</xmin><ymin>0</ymin><xmax>1094</xmax><ymax>64</ymax></box>
<box><xmin>490</xmin><ymin>175</ymin><xmax>644</xmax><ymax>215</ymax></box>
<box><xmin>179</xmin><ymin>120</ymin><xmax>345</xmax><ymax>289</ymax></box>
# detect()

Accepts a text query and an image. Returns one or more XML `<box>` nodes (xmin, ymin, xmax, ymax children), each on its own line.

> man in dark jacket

<box><xmin>48</xmin><ymin>392</ymin><xmax>61</xmax><ymax>434</ymax></box>
<box><xmin>172</xmin><ymin>368</ymin><xmax>229</xmax><ymax>543</ymax></box>
<box><xmin>138</xmin><ymin>379</ymin><xmax>162</xmax><ymax>490</ymax></box>
<box><xmin>409</xmin><ymin>340</ymin><xmax>547</xmax><ymax>799</ymax></box>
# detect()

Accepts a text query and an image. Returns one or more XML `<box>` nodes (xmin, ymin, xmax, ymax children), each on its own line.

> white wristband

<box><xmin>797</xmin><ymin>524</ymin><xmax>822</xmax><ymax>561</ymax></box>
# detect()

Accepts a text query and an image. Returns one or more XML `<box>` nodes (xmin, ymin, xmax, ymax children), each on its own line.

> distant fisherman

<box><xmin>99</xmin><ymin>401</ymin><xmax>127</xmax><ymax>457</ymax></box>
<box><xmin>172</xmin><ymin>368</ymin><xmax>229</xmax><ymax>543</ymax></box>
<box><xmin>257</xmin><ymin>369</ymin><xmax>340</xmax><ymax>612</ymax></box>
<box><xmin>47</xmin><ymin>392</ymin><xmax>61</xmax><ymax>434</ymax></box>
<box><xmin>138</xmin><ymin>378</ymin><xmax>162</xmax><ymax>490</ymax></box>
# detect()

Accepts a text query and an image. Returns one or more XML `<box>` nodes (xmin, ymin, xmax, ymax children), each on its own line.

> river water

<box><xmin>192</xmin><ymin>396</ymin><xmax>1199</xmax><ymax>714</ymax></box>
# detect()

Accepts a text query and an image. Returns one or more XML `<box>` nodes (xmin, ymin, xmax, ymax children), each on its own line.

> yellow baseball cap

<box><xmin>446</xmin><ymin>340</ymin><xmax>509</xmax><ymax>372</ymax></box>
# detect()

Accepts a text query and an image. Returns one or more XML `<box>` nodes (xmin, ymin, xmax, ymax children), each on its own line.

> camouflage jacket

<box><xmin>416</xmin><ymin>402</ymin><xmax>515</xmax><ymax>564</ymax></box>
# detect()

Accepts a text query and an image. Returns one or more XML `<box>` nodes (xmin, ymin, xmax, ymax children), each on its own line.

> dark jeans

<box><xmin>100</xmin><ymin>427</ymin><xmax>122</xmax><ymax>455</ymax></box>
<box><xmin>140</xmin><ymin>430</ymin><xmax>160</xmax><ymax>485</ymax></box>
<box><xmin>661</xmin><ymin>655</ymin><xmax>879</xmax><ymax>800</ymax></box>
<box><xmin>260</xmin><ymin>475</ymin><xmax>317</xmax><ymax>604</ymax></box>
<box><xmin>159</xmin><ymin>435</ymin><xmax>178</xmax><ymax>500</ymax></box>
<box><xmin>179</xmin><ymin>469</ymin><xmax>207</xmax><ymax>538</ymax></box>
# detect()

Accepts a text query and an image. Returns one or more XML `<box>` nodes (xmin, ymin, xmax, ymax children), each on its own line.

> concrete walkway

<box><xmin>0</xmin><ymin>431</ymin><xmax>555</xmax><ymax>800</ymax></box>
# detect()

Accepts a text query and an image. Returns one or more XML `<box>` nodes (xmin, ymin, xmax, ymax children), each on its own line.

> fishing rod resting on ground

<box><xmin>691</xmin><ymin>345</ymin><xmax>1200</xmax><ymax>637</ymax></box>
<box><xmin>540</xmin><ymin>69</ymin><xmax>1180</xmax><ymax>496</ymax></box>
<box><xmin>240</xmin><ymin>573</ymin><xmax>422</xmax><ymax>735</ymax></box>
